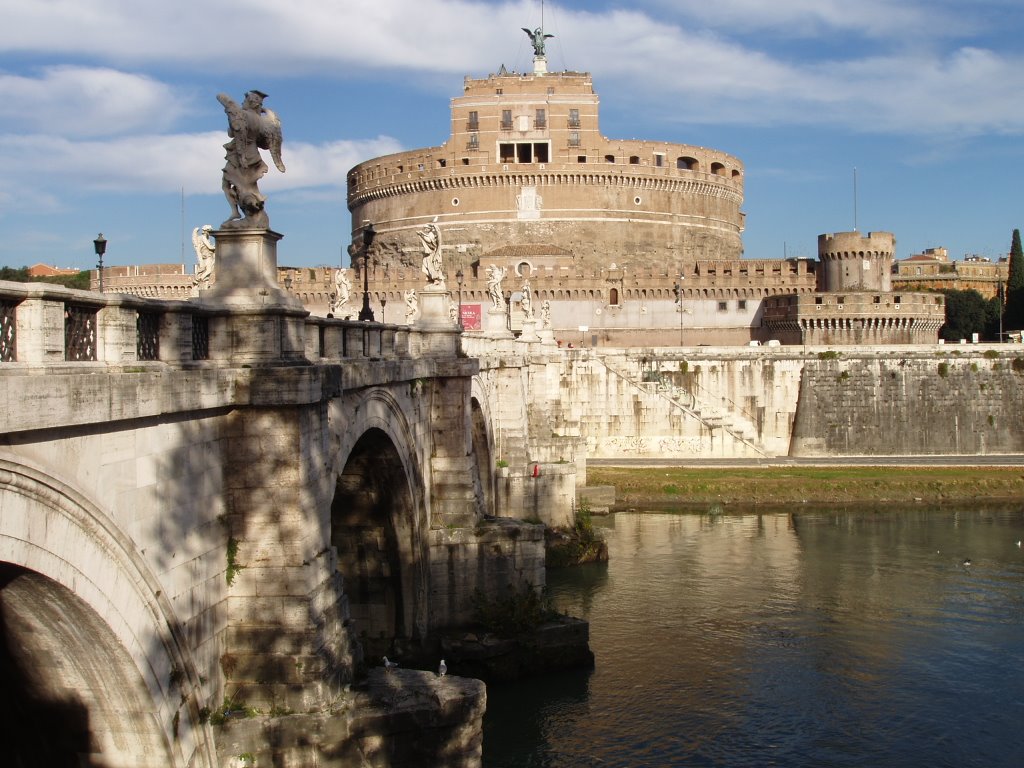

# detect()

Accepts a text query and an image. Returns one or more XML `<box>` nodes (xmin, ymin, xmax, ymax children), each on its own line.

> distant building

<box><xmin>892</xmin><ymin>247</ymin><xmax>1007</xmax><ymax>299</ymax></box>
<box><xmin>28</xmin><ymin>264</ymin><xmax>79</xmax><ymax>278</ymax></box>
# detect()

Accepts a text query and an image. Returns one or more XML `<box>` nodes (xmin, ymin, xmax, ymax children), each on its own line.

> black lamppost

<box><xmin>456</xmin><ymin>268</ymin><xmax>464</xmax><ymax>329</ymax></box>
<box><xmin>504</xmin><ymin>289</ymin><xmax>512</xmax><ymax>331</ymax></box>
<box><xmin>358</xmin><ymin>222</ymin><xmax>376</xmax><ymax>322</ymax></box>
<box><xmin>93</xmin><ymin>233</ymin><xmax>107</xmax><ymax>293</ymax></box>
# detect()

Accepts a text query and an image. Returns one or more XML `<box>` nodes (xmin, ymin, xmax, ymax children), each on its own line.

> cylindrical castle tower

<box><xmin>347</xmin><ymin>68</ymin><xmax>745</xmax><ymax>274</ymax></box>
<box><xmin>816</xmin><ymin>231</ymin><xmax>894</xmax><ymax>293</ymax></box>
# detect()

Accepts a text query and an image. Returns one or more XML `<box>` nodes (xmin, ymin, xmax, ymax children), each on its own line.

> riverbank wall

<box><xmin>507</xmin><ymin>344</ymin><xmax>1024</xmax><ymax>461</ymax></box>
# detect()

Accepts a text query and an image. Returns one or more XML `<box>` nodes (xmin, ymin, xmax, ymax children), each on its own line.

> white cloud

<box><xmin>0</xmin><ymin>67</ymin><xmax>190</xmax><ymax>137</ymax></box>
<box><xmin>0</xmin><ymin>131</ymin><xmax>404</xmax><ymax>196</ymax></box>
<box><xmin>640</xmin><ymin>0</ymin><xmax>964</xmax><ymax>39</ymax></box>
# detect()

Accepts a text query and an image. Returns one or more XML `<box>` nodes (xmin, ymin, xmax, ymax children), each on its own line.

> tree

<box><xmin>1003</xmin><ymin>229</ymin><xmax>1024</xmax><ymax>331</ymax></box>
<box><xmin>939</xmin><ymin>288</ymin><xmax>1000</xmax><ymax>342</ymax></box>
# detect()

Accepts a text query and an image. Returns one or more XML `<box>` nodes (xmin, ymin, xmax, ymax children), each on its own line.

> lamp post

<box><xmin>998</xmin><ymin>277</ymin><xmax>1004</xmax><ymax>342</ymax></box>
<box><xmin>358</xmin><ymin>222</ymin><xmax>376</xmax><ymax>322</ymax></box>
<box><xmin>283</xmin><ymin>271</ymin><xmax>293</xmax><ymax>292</ymax></box>
<box><xmin>504</xmin><ymin>289</ymin><xmax>512</xmax><ymax>331</ymax></box>
<box><xmin>456</xmin><ymin>268</ymin><xmax>464</xmax><ymax>329</ymax></box>
<box><xmin>93</xmin><ymin>233</ymin><xmax>107</xmax><ymax>293</ymax></box>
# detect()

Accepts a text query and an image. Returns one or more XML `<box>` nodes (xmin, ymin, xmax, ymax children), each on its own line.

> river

<box><xmin>482</xmin><ymin>505</ymin><xmax>1024</xmax><ymax>767</ymax></box>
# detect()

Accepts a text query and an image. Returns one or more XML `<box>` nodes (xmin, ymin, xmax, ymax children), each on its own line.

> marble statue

<box><xmin>405</xmin><ymin>288</ymin><xmax>419</xmax><ymax>324</ymax></box>
<box><xmin>540</xmin><ymin>299</ymin><xmax>552</xmax><ymax>329</ymax></box>
<box><xmin>449</xmin><ymin>296</ymin><xmax>459</xmax><ymax>324</ymax></box>
<box><xmin>486</xmin><ymin>264</ymin><xmax>507</xmax><ymax>310</ymax></box>
<box><xmin>418</xmin><ymin>221</ymin><xmax>445</xmax><ymax>287</ymax></box>
<box><xmin>217</xmin><ymin>90</ymin><xmax>285</xmax><ymax>229</ymax></box>
<box><xmin>522</xmin><ymin>26</ymin><xmax>554</xmax><ymax>57</ymax></box>
<box><xmin>334</xmin><ymin>268</ymin><xmax>352</xmax><ymax>315</ymax></box>
<box><xmin>521</xmin><ymin>278</ymin><xmax>534</xmax><ymax>320</ymax></box>
<box><xmin>191</xmin><ymin>224</ymin><xmax>215</xmax><ymax>288</ymax></box>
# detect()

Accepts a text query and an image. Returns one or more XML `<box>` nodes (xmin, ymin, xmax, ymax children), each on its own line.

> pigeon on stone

<box><xmin>383</xmin><ymin>656</ymin><xmax>398</xmax><ymax>672</ymax></box>
<box><xmin>439</xmin><ymin>659</ymin><xmax>447</xmax><ymax>677</ymax></box>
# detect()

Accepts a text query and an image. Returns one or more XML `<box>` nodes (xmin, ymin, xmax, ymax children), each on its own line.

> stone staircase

<box><xmin>602</xmin><ymin>360</ymin><xmax>769</xmax><ymax>457</ymax></box>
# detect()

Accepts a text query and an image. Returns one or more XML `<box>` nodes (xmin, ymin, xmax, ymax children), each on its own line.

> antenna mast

<box><xmin>853</xmin><ymin>167</ymin><xmax>858</xmax><ymax>232</ymax></box>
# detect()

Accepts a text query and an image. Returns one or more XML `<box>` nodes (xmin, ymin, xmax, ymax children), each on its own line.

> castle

<box><xmin>93</xmin><ymin>35</ymin><xmax>946</xmax><ymax>346</ymax></box>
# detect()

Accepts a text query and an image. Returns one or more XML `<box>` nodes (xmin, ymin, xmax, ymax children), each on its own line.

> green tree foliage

<box><xmin>939</xmin><ymin>288</ymin><xmax>1001</xmax><ymax>342</ymax></box>
<box><xmin>1004</xmin><ymin>229</ymin><xmax>1024</xmax><ymax>331</ymax></box>
<box><xmin>0</xmin><ymin>265</ymin><xmax>91</xmax><ymax>290</ymax></box>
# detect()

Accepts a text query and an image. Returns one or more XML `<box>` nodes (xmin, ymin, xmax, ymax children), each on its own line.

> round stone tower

<box><xmin>347</xmin><ymin>67</ymin><xmax>745</xmax><ymax>275</ymax></box>
<box><xmin>816</xmin><ymin>231</ymin><xmax>894</xmax><ymax>293</ymax></box>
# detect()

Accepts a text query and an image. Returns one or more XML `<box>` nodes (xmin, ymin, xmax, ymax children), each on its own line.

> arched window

<box><xmin>609</xmin><ymin>288</ymin><xmax>619</xmax><ymax>306</ymax></box>
<box><xmin>677</xmin><ymin>156</ymin><xmax>698</xmax><ymax>171</ymax></box>
<box><xmin>711</xmin><ymin>162</ymin><xmax>726</xmax><ymax>176</ymax></box>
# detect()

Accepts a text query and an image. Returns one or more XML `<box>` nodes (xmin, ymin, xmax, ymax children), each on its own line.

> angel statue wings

<box><xmin>217</xmin><ymin>90</ymin><xmax>285</xmax><ymax>229</ymax></box>
<box><xmin>522</xmin><ymin>27</ymin><xmax>554</xmax><ymax>57</ymax></box>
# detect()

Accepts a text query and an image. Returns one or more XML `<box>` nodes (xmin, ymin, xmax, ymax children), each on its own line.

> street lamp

<box><xmin>504</xmin><ymin>289</ymin><xmax>512</xmax><ymax>331</ymax></box>
<box><xmin>673</xmin><ymin>274</ymin><xmax>685</xmax><ymax>346</ymax></box>
<box><xmin>998</xmin><ymin>277</ymin><xmax>1004</xmax><ymax>342</ymax></box>
<box><xmin>358</xmin><ymin>222</ymin><xmax>376</xmax><ymax>322</ymax></box>
<box><xmin>93</xmin><ymin>233</ymin><xmax>107</xmax><ymax>293</ymax></box>
<box><xmin>456</xmin><ymin>268</ymin><xmax>464</xmax><ymax>329</ymax></box>
<box><xmin>283</xmin><ymin>271</ymin><xmax>293</xmax><ymax>291</ymax></box>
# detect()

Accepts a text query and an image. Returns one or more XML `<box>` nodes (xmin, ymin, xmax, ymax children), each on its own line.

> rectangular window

<box><xmin>738</xmin><ymin>300</ymin><xmax>747</xmax><ymax>310</ymax></box>
<box><xmin>577</xmin><ymin>155</ymin><xmax>587</xmax><ymax>163</ymax></box>
<box><xmin>535</xmin><ymin>109</ymin><xmax>546</xmax><ymax>129</ymax></box>
<box><xmin>501</xmin><ymin>109</ymin><xmax>512</xmax><ymax>130</ymax></box>
<box><xmin>654</xmin><ymin>153</ymin><xmax>665</xmax><ymax>167</ymax></box>
<box><xmin>568</xmin><ymin>108</ymin><xmax>580</xmax><ymax>128</ymax></box>
<box><xmin>468</xmin><ymin>133</ymin><xmax>478</xmax><ymax>148</ymax></box>
<box><xmin>467</xmin><ymin>111</ymin><xmax>479</xmax><ymax>131</ymax></box>
<box><xmin>499</xmin><ymin>143</ymin><xmax>515</xmax><ymax>162</ymax></box>
<box><xmin>717</xmin><ymin>301</ymin><xmax>728</xmax><ymax>312</ymax></box>
<box><xmin>569</xmin><ymin>131</ymin><xmax>580</xmax><ymax>147</ymax></box>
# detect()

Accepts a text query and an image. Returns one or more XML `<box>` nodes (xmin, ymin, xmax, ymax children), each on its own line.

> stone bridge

<box><xmin>0</xmin><ymin>234</ymin><xmax>576</xmax><ymax>768</ymax></box>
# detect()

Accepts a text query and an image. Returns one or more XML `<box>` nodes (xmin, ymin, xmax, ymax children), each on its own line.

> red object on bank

<box><xmin>532</xmin><ymin>464</ymin><xmax>540</xmax><ymax>478</ymax></box>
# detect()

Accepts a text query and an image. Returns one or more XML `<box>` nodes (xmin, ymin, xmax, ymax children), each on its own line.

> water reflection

<box><xmin>483</xmin><ymin>505</ymin><xmax>1024</xmax><ymax>768</ymax></box>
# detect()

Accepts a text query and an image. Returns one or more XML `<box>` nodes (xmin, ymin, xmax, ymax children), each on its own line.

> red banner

<box><xmin>461</xmin><ymin>304</ymin><xmax>482</xmax><ymax>330</ymax></box>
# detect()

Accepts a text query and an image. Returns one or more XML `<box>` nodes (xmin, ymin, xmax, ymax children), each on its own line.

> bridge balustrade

<box><xmin>0</xmin><ymin>282</ymin><xmax>452</xmax><ymax>367</ymax></box>
<box><xmin>0</xmin><ymin>282</ymin><xmax>221</xmax><ymax>365</ymax></box>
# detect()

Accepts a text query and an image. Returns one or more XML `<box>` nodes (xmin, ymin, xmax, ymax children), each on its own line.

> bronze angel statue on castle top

<box><xmin>217</xmin><ymin>90</ymin><xmax>285</xmax><ymax>229</ymax></box>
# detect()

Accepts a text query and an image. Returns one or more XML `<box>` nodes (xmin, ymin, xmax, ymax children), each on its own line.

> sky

<box><xmin>2</xmin><ymin>0</ymin><xmax>1023</xmax><ymax>271</ymax></box>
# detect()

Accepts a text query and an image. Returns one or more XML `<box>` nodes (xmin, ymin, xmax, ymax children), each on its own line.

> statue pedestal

<box><xmin>518</xmin><ymin>318</ymin><xmax>541</xmax><ymax>343</ymax></box>
<box><xmin>486</xmin><ymin>308</ymin><xmax>513</xmax><ymax>338</ymax></box>
<box><xmin>198</xmin><ymin>227</ymin><xmax>307</xmax><ymax>365</ymax></box>
<box><xmin>539</xmin><ymin>327</ymin><xmax>557</xmax><ymax>346</ymax></box>
<box><xmin>414</xmin><ymin>286</ymin><xmax>457</xmax><ymax>330</ymax></box>
<box><xmin>203</xmin><ymin>228</ymin><xmax>301</xmax><ymax>310</ymax></box>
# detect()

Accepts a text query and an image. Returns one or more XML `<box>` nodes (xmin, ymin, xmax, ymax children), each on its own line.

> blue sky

<box><xmin>2</xmin><ymin>0</ymin><xmax>1023</xmax><ymax>271</ymax></box>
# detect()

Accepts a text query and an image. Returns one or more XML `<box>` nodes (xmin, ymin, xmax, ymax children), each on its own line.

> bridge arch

<box><xmin>0</xmin><ymin>453</ymin><xmax>215</xmax><ymax>768</ymax></box>
<box><xmin>470</xmin><ymin>375</ymin><xmax>495</xmax><ymax>516</ymax></box>
<box><xmin>330</xmin><ymin>388</ymin><xmax>429</xmax><ymax>661</ymax></box>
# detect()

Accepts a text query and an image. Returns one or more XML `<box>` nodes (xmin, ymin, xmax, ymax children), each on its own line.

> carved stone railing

<box><xmin>0</xmin><ymin>280</ymin><xmax>462</xmax><ymax>367</ymax></box>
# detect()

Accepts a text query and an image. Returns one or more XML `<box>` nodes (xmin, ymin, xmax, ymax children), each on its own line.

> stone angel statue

<box><xmin>191</xmin><ymin>224</ymin><xmax>215</xmax><ymax>289</ymax></box>
<box><xmin>486</xmin><ymin>264</ymin><xmax>506</xmax><ymax>310</ymax></box>
<box><xmin>418</xmin><ymin>220</ymin><xmax>445</xmax><ymax>288</ymax></box>
<box><xmin>217</xmin><ymin>90</ymin><xmax>285</xmax><ymax>229</ymax></box>
<box><xmin>334</xmin><ymin>268</ymin><xmax>352</xmax><ymax>317</ymax></box>
<box><xmin>521</xmin><ymin>278</ymin><xmax>534</xmax><ymax>320</ymax></box>
<box><xmin>404</xmin><ymin>289</ymin><xmax>419</xmax><ymax>325</ymax></box>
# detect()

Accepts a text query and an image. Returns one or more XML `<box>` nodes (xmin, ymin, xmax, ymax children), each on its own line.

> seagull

<box><xmin>439</xmin><ymin>659</ymin><xmax>447</xmax><ymax>677</ymax></box>
<box><xmin>383</xmin><ymin>656</ymin><xmax>398</xmax><ymax>672</ymax></box>
<box><xmin>962</xmin><ymin>558</ymin><xmax>972</xmax><ymax>566</ymax></box>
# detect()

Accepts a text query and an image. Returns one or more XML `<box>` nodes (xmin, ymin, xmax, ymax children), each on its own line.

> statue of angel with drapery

<box><xmin>217</xmin><ymin>90</ymin><xmax>285</xmax><ymax>229</ymax></box>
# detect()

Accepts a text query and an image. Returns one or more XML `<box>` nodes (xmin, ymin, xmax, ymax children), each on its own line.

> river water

<box><xmin>483</xmin><ymin>506</ymin><xmax>1024</xmax><ymax>767</ymax></box>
